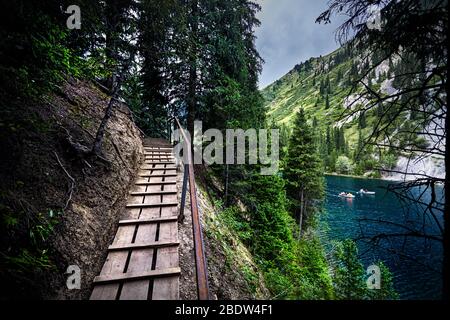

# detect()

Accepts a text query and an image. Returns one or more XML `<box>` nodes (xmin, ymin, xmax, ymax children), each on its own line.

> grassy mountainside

<box><xmin>262</xmin><ymin>46</ymin><xmax>444</xmax><ymax>178</ymax></box>
<box><xmin>263</xmin><ymin>47</ymin><xmax>353</xmax><ymax>128</ymax></box>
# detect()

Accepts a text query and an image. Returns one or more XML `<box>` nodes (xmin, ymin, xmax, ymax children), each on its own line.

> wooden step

<box><xmin>93</xmin><ymin>267</ymin><xmax>181</xmax><ymax>284</ymax></box>
<box><xmin>144</xmin><ymin>151</ymin><xmax>173</xmax><ymax>154</ymax></box>
<box><xmin>119</xmin><ymin>216</ymin><xmax>178</xmax><ymax>226</ymax></box>
<box><xmin>144</xmin><ymin>150</ymin><xmax>172</xmax><ymax>152</ymax></box>
<box><xmin>126</xmin><ymin>202</ymin><xmax>178</xmax><ymax>209</ymax></box>
<box><xmin>130</xmin><ymin>191</ymin><xmax>177</xmax><ymax>196</ymax></box>
<box><xmin>139</xmin><ymin>173</ymin><xmax>177</xmax><ymax>178</ymax></box>
<box><xmin>108</xmin><ymin>240</ymin><xmax>179</xmax><ymax>251</ymax></box>
<box><xmin>144</xmin><ymin>161</ymin><xmax>176</xmax><ymax>165</ymax></box>
<box><xmin>140</xmin><ymin>167</ymin><xmax>177</xmax><ymax>171</ymax></box>
<box><xmin>135</xmin><ymin>181</ymin><xmax>176</xmax><ymax>186</ymax></box>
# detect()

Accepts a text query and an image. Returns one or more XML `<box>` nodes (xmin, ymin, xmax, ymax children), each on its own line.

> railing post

<box><xmin>179</xmin><ymin>163</ymin><xmax>189</xmax><ymax>223</ymax></box>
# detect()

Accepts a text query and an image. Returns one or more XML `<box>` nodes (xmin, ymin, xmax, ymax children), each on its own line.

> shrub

<box><xmin>335</xmin><ymin>156</ymin><xmax>353</xmax><ymax>174</ymax></box>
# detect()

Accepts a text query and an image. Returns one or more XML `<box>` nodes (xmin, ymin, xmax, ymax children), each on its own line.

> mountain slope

<box><xmin>262</xmin><ymin>46</ymin><xmax>445</xmax><ymax>179</ymax></box>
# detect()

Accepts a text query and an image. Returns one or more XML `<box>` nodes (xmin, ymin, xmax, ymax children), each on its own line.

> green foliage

<box><xmin>284</xmin><ymin>109</ymin><xmax>324</xmax><ymax>230</ymax></box>
<box><xmin>333</xmin><ymin>240</ymin><xmax>367</xmax><ymax>299</ymax></box>
<box><xmin>219</xmin><ymin>173</ymin><xmax>333</xmax><ymax>299</ymax></box>
<box><xmin>368</xmin><ymin>261</ymin><xmax>399</xmax><ymax>300</ymax></box>
<box><xmin>1</xmin><ymin>208</ymin><xmax>60</xmax><ymax>273</ymax></box>
<box><xmin>332</xmin><ymin>240</ymin><xmax>398</xmax><ymax>300</ymax></box>
<box><xmin>335</xmin><ymin>156</ymin><xmax>354</xmax><ymax>174</ymax></box>
<box><xmin>3</xmin><ymin>249</ymin><xmax>54</xmax><ymax>273</ymax></box>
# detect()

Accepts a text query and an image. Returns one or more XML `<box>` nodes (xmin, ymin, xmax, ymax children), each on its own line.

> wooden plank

<box><xmin>144</xmin><ymin>148</ymin><xmax>173</xmax><ymax>151</ymax></box>
<box><xmin>135</xmin><ymin>175</ymin><xmax>176</xmax><ymax>183</ymax></box>
<box><xmin>135</xmin><ymin>181</ymin><xmax>176</xmax><ymax>186</ymax></box>
<box><xmin>144</xmin><ymin>149</ymin><xmax>172</xmax><ymax>152</ymax></box>
<box><xmin>153</xmin><ymin>190</ymin><xmax>179</xmax><ymax>300</ymax></box>
<box><xmin>153</xmin><ymin>225</ymin><xmax>179</xmax><ymax>298</ymax></box>
<box><xmin>140</xmin><ymin>167</ymin><xmax>177</xmax><ymax>171</ymax></box>
<box><xmin>129</xmin><ymin>191</ymin><xmax>177</xmax><ymax>196</ymax></box>
<box><xmin>108</xmin><ymin>240</ymin><xmax>179</xmax><ymax>251</ymax></box>
<box><xmin>92</xmin><ymin>145</ymin><xmax>181</xmax><ymax>300</ymax></box>
<box><xmin>119</xmin><ymin>216</ymin><xmax>178</xmax><ymax>226</ymax></box>
<box><xmin>90</xmin><ymin>225</ymin><xmax>136</xmax><ymax>300</ymax></box>
<box><xmin>119</xmin><ymin>206</ymin><xmax>159</xmax><ymax>300</ymax></box>
<box><xmin>144</xmin><ymin>161</ymin><xmax>176</xmax><ymax>165</ymax></box>
<box><xmin>126</xmin><ymin>202</ymin><xmax>178</xmax><ymax>209</ymax></box>
<box><xmin>95</xmin><ymin>267</ymin><xmax>181</xmax><ymax>284</ymax></box>
<box><xmin>144</xmin><ymin>152</ymin><xmax>173</xmax><ymax>154</ymax></box>
<box><xmin>139</xmin><ymin>174</ymin><xmax>177</xmax><ymax>178</ymax></box>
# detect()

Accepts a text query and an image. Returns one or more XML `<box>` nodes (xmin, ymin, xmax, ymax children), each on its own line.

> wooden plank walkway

<box><xmin>90</xmin><ymin>142</ymin><xmax>180</xmax><ymax>300</ymax></box>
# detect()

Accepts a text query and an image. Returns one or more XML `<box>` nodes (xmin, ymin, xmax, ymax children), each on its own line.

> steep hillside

<box><xmin>263</xmin><ymin>47</ymin><xmax>353</xmax><ymax>127</ymax></box>
<box><xmin>0</xmin><ymin>78</ymin><xmax>144</xmax><ymax>299</ymax></box>
<box><xmin>262</xmin><ymin>46</ymin><xmax>445</xmax><ymax>179</ymax></box>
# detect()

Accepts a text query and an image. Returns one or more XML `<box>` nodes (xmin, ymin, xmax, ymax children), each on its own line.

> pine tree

<box><xmin>325</xmin><ymin>94</ymin><xmax>330</xmax><ymax>109</ymax></box>
<box><xmin>284</xmin><ymin>109</ymin><xmax>324</xmax><ymax>237</ymax></box>
<box><xmin>336</xmin><ymin>68</ymin><xmax>343</xmax><ymax>83</ymax></box>
<box><xmin>358</xmin><ymin>112</ymin><xmax>367</xmax><ymax>129</ymax></box>
<box><xmin>326</xmin><ymin>126</ymin><xmax>333</xmax><ymax>155</ymax></box>
<box><xmin>354</xmin><ymin>129</ymin><xmax>363</xmax><ymax>161</ymax></box>
<box><xmin>368</xmin><ymin>261</ymin><xmax>399</xmax><ymax>300</ymax></box>
<box><xmin>339</xmin><ymin>127</ymin><xmax>346</xmax><ymax>153</ymax></box>
<box><xmin>319</xmin><ymin>79</ymin><xmax>325</xmax><ymax>95</ymax></box>
<box><xmin>326</xmin><ymin>74</ymin><xmax>331</xmax><ymax>93</ymax></box>
<box><xmin>334</xmin><ymin>240</ymin><xmax>368</xmax><ymax>300</ymax></box>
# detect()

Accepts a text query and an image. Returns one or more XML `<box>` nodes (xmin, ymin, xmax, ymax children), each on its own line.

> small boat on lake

<box><xmin>357</xmin><ymin>189</ymin><xmax>376</xmax><ymax>195</ymax></box>
<box><xmin>339</xmin><ymin>192</ymin><xmax>355</xmax><ymax>198</ymax></box>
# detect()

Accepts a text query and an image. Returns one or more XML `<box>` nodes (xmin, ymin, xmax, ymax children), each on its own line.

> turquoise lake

<box><xmin>323</xmin><ymin>175</ymin><xmax>444</xmax><ymax>300</ymax></box>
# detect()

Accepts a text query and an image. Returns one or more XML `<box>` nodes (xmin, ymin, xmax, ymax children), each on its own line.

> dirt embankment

<box><xmin>0</xmin><ymin>78</ymin><xmax>143</xmax><ymax>299</ymax></box>
<box><xmin>178</xmin><ymin>165</ymin><xmax>270</xmax><ymax>300</ymax></box>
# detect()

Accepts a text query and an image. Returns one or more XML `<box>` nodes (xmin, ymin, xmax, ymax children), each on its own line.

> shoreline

<box><xmin>325</xmin><ymin>172</ymin><xmax>403</xmax><ymax>182</ymax></box>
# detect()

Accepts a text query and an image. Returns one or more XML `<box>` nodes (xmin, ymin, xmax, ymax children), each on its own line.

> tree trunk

<box><xmin>187</xmin><ymin>0</ymin><xmax>198</xmax><ymax>140</ymax></box>
<box><xmin>298</xmin><ymin>190</ymin><xmax>304</xmax><ymax>239</ymax></box>
<box><xmin>224</xmin><ymin>164</ymin><xmax>229</xmax><ymax>207</ymax></box>
<box><xmin>92</xmin><ymin>83</ymin><xmax>121</xmax><ymax>156</ymax></box>
<box><xmin>105</xmin><ymin>0</ymin><xmax>120</xmax><ymax>92</ymax></box>
<box><xmin>92</xmin><ymin>51</ymin><xmax>135</xmax><ymax>156</ymax></box>
<box><xmin>443</xmin><ymin>103</ymin><xmax>449</xmax><ymax>300</ymax></box>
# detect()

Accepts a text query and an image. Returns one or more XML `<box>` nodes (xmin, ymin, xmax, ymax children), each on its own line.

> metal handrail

<box><xmin>173</xmin><ymin>117</ymin><xmax>210</xmax><ymax>300</ymax></box>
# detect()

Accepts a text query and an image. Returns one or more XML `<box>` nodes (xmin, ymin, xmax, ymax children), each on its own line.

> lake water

<box><xmin>322</xmin><ymin>175</ymin><xmax>444</xmax><ymax>300</ymax></box>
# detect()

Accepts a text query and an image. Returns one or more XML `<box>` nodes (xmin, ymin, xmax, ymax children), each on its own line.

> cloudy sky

<box><xmin>255</xmin><ymin>0</ymin><xmax>345</xmax><ymax>88</ymax></box>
